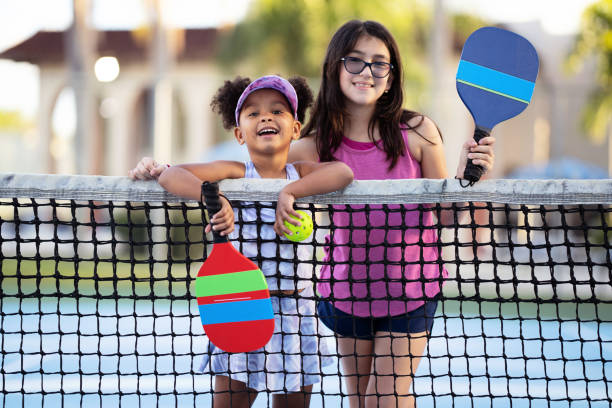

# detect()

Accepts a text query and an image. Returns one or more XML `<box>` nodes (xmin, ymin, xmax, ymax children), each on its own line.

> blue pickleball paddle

<box><xmin>456</xmin><ymin>26</ymin><xmax>539</xmax><ymax>184</ymax></box>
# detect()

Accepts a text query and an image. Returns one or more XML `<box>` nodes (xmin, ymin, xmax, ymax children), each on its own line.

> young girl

<box><xmin>287</xmin><ymin>21</ymin><xmax>495</xmax><ymax>408</ymax></box>
<box><xmin>129</xmin><ymin>75</ymin><xmax>353</xmax><ymax>408</ymax></box>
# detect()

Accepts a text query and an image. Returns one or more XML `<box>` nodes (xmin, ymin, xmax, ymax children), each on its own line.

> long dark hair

<box><xmin>302</xmin><ymin>20</ymin><xmax>425</xmax><ymax>169</ymax></box>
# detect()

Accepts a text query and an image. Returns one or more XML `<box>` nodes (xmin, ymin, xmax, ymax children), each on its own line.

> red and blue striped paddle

<box><xmin>197</xmin><ymin>182</ymin><xmax>274</xmax><ymax>353</ymax></box>
<box><xmin>457</xmin><ymin>26</ymin><xmax>539</xmax><ymax>184</ymax></box>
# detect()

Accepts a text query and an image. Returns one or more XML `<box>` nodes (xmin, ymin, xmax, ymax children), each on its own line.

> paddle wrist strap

<box><xmin>461</xmin><ymin>127</ymin><xmax>490</xmax><ymax>187</ymax></box>
<box><xmin>201</xmin><ymin>182</ymin><xmax>229</xmax><ymax>243</ymax></box>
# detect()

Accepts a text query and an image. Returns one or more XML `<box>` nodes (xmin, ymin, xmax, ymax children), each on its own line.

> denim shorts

<box><xmin>317</xmin><ymin>297</ymin><xmax>439</xmax><ymax>340</ymax></box>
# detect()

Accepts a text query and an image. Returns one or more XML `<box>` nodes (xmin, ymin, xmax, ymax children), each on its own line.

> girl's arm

<box><xmin>410</xmin><ymin>117</ymin><xmax>495</xmax><ymax>226</ymax></box>
<box><xmin>273</xmin><ymin>161</ymin><xmax>354</xmax><ymax>236</ymax></box>
<box><xmin>158</xmin><ymin>161</ymin><xmax>245</xmax><ymax>236</ymax></box>
<box><xmin>409</xmin><ymin>117</ymin><xmax>496</xmax><ymax>180</ymax></box>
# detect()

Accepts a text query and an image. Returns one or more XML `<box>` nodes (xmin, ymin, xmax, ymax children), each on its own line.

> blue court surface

<box><xmin>1</xmin><ymin>297</ymin><xmax>610</xmax><ymax>408</ymax></box>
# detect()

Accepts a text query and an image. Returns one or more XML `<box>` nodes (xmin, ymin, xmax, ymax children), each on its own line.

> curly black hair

<box><xmin>210</xmin><ymin>76</ymin><xmax>314</xmax><ymax>130</ymax></box>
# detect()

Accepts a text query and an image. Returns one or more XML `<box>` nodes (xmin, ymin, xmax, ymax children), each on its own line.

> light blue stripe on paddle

<box><xmin>199</xmin><ymin>298</ymin><xmax>274</xmax><ymax>325</ymax></box>
<box><xmin>457</xmin><ymin>60</ymin><xmax>535</xmax><ymax>103</ymax></box>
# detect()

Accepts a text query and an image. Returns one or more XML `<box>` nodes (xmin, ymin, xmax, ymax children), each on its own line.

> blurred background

<box><xmin>0</xmin><ymin>0</ymin><xmax>610</xmax><ymax>180</ymax></box>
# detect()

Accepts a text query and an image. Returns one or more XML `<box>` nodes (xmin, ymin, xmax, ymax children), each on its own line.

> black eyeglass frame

<box><xmin>340</xmin><ymin>56</ymin><xmax>394</xmax><ymax>78</ymax></box>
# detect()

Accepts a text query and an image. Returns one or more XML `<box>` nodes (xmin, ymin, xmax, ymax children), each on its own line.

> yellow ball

<box><xmin>283</xmin><ymin>210</ymin><xmax>313</xmax><ymax>242</ymax></box>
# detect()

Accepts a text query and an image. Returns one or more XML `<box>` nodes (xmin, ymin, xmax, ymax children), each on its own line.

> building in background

<box><xmin>0</xmin><ymin>27</ymin><xmax>223</xmax><ymax>176</ymax></box>
<box><xmin>496</xmin><ymin>21</ymin><xmax>606</xmax><ymax>177</ymax></box>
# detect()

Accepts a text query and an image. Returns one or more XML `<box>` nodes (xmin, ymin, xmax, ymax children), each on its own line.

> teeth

<box><xmin>258</xmin><ymin>129</ymin><xmax>278</xmax><ymax>135</ymax></box>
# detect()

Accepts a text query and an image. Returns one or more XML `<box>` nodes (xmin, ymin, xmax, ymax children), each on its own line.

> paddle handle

<box><xmin>202</xmin><ymin>182</ymin><xmax>229</xmax><ymax>243</ymax></box>
<box><xmin>463</xmin><ymin>127</ymin><xmax>490</xmax><ymax>184</ymax></box>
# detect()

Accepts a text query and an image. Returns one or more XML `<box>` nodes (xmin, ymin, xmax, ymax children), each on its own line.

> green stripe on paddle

<box><xmin>457</xmin><ymin>79</ymin><xmax>530</xmax><ymax>104</ymax></box>
<box><xmin>196</xmin><ymin>269</ymin><xmax>268</xmax><ymax>297</ymax></box>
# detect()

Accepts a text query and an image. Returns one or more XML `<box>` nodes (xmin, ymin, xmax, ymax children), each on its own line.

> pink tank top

<box><xmin>317</xmin><ymin>129</ymin><xmax>448</xmax><ymax>317</ymax></box>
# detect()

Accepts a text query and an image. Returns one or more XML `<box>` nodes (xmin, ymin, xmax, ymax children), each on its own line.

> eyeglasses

<box><xmin>340</xmin><ymin>56</ymin><xmax>393</xmax><ymax>78</ymax></box>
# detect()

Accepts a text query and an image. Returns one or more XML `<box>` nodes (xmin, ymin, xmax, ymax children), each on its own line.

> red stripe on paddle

<box><xmin>199</xmin><ymin>242</ymin><xmax>260</xmax><ymax>276</ymax></box>
<box><xmin>203</xmin><ymin>319</ymin><xmax>275</xmax><ymax>353</ymax></box>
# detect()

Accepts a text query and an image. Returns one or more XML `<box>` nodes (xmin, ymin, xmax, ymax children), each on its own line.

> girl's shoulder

<box><xmin>401</xmin><ymin>115</ymin><xmax>442</xmax><ymax>162</ymax></box>
<box><xmin>402</xmin><ymin>115</ymin><xmax>442</xmax><ymax>143</ymax></box>
<box><xmin>288</xmin><ymin>135</ymin><xmax>319</xmax><ymax>162</ymax></box>
<box><xmin>289</xmin><ymin>160</ymin><xmax>311</xmax><ymax>177</ymax></box>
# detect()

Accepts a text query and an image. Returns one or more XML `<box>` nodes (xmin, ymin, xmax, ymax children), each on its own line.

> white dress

<box><xmin>200</xmin><ymin>161</ymin><xmax>332</xmax><ymax>393</ymax></box>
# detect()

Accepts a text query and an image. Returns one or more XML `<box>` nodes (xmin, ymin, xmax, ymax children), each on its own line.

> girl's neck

<box><xmin>343</xmin><ymin>103</ymin><xmax>378</xmax><ymax>142</ymax></box>
<box><xmin>250</xmin><ymin>153</ymin><xmax>288</xmax><ymax>179</ymax></box>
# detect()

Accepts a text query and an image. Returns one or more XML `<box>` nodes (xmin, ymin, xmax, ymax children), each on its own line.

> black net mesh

<box><xmin>0</xmin><ymin>176</ymin><xmax>611</xmax><ymax>407</ymax></box>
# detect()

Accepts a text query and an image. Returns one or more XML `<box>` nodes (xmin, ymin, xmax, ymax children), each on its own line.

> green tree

<box><xmin>216</xmin><ymin>0</ymin><xmax>430</xmax><ymax>101</ymax></box>
<box><xmin>451</xmin><ymin>13</ymin><xmax>490</xmax><ymax>52</ymax></box>
<box><xmin>216</xmin><ymin>1</ymin><xmax>488</xmax><ymax>111</ymax></box>
<box><xmin>567</xmin><ymin>0</ymin><xmax>612</xmax><ymax>143</ymax></box>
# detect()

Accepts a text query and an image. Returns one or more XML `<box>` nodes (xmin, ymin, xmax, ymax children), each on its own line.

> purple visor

<box><xmin>234</xmin><ymin>75</ymin><xmax>298</xmax><ymax>126</ymax></box>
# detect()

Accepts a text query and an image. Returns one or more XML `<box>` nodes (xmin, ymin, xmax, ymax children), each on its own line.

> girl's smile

<box><xmin>351</xmin><ymin>80</ymin><xmax>375</xmax><ymax>90</ymax></box>
<box><xmin>257</xmin><ymin>126</ymin><xmax>280</xmax><ymax>137</ymax></box>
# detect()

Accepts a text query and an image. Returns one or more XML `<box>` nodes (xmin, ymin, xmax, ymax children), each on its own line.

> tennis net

<box><xmin>1</xmin><ymin>174</ymin><xmax>611</xmax><ymax>407</ymax></box>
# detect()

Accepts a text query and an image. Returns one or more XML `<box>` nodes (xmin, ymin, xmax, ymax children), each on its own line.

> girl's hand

<box><xmin>456</xmin><ymin>136</ymin><xmax>496</xmax><ymax>179</ymax></box>
<box><xmin>128</xmin><ymin>157</ymin><xmax>168</xmax><ymax>180</ymax></box>
<box><xmin>206</xmin><ymin>196</ymin><xmax>235</xmax><ymax>236</ymax></box>
<box><xmin>274</xmin><ymin>190</ymin><xmax>300</xmax><ymax>236</ymax></box>
<box><xmin>204</xmin><ymin>197</ymin><xmax>234</xmax><ymax>236</ymax></box>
